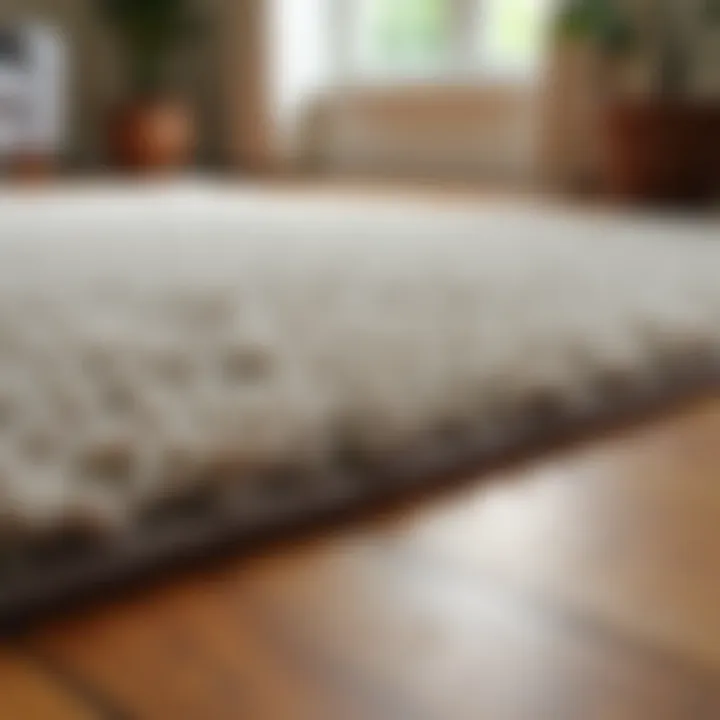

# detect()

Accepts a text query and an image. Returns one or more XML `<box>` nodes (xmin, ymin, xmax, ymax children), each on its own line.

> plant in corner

<box><xmin>99</xmin><ymin>0</ymin><xmax>203</xmax><ymax>171</ymax></box>
<box><xmin>553</xmin><ymin>0</ymin><xmax>720</xmax><ymax>204</ymax></box>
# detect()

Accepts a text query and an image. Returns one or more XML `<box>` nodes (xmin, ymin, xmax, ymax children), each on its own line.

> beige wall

<box><xmin>224</xmin><ymin>0</ymin><xmax>274</xmax><ymax>171</ymax></box>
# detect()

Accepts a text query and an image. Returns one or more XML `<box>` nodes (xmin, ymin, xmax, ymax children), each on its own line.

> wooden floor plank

<box><xmin>28</xmin><ymin>566</ymin><xmax>377</xmax><ymax>720</ymax></box>
<box><xmin>382</xmin><ymin>398</ymin><xmax>720</xmax><ymax>673</ymax></box>
<box><xmin>16</xmin><ymin>397</ymin><xmax>720</xmax><ymax>719</ymax></box>
<box><xmin>29</xmin><ymin>530</ymin><xmax>718</xmax><ymax>720</ymax></box>
<box><xmin>0</xmin><ymin>649</ymin><xmax>100</xmax><ymax>720</ymax></box>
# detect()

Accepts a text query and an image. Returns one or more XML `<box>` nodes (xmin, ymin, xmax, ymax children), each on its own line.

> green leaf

<box><xmin>97</xmin><ymin>0</ymin><xmax>202</xmax><ymax>96</ymax></box>
<box><xmin>553</xmin><ymin>0</ymin><xmax>594</xmax><ymax>41</ymax></box>
<box><xmin>705</xmin><ymin>0</ymin><xmax>720</xmax><ymax>22</ymax></box>
<box><xmin>552</xmin><ymin>0</ymin><xmax>638</xmax><ymax>56</ymax></box>
<box><xmin>597</xmin><ymin>10</ymin><xmax>637</xmax><ymax>55</ymax></box>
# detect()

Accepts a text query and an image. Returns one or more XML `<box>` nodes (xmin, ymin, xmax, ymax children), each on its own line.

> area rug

<box><xmin>0</xmin><ymin>184</ymin><xmax>718</xmax><ymax>624</ymax></box>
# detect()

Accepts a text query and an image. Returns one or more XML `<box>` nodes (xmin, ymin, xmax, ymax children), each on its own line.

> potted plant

<box><xmin>553</xmin><ymin>0</ymin><xmax>720</xmax><ymax>203</ymax></box>
<box><xmin>99</xmin><ymin>0</ymin><xmax>203</xmax><ymax>171</ymax></box>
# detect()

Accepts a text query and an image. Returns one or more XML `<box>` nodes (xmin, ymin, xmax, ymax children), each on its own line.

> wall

<box><xmin>225</xmin><ymin>0</ymin><xmax>275</xmax><ymax>171</ymax></box>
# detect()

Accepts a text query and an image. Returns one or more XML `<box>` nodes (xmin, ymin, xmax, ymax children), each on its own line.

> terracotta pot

<box><xmin>108</xmin><ymin>100</ymin><xmax>195</xmax><ymax>172</ymax></box>
<box><xmin>604</xmin><ymin>101</ymin><xmax>720</xmax><ymax>205</ymax></box>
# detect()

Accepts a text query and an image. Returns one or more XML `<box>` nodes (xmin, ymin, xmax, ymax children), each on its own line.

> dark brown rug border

<box><xmin>1</xmin><ymin>364</ymin><xmax>718</xmax><ymax>635</ymax></box>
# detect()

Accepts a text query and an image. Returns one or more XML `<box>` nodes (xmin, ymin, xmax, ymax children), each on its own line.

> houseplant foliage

<box><xmin>552</xmin><ymin>0</ymin><xmax>720</xmax><ymax>202</ymax></box>
<box><xmin>554</xmin><ymin>0</ymin><xmax>635</xmax><ymax>58</ymax></box>
<box><xmin>554</xmin><ymin>0</ymin><xmax>720</xmax><ymax>95</ymax></box>
<box><xmin>99</xmin><ymin>0</ymin><xmax>203</xmax><ymax>170</ymax></box>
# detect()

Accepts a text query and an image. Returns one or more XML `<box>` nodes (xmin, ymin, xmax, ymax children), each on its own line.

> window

<box><xmin>352</xmin><ymin>0</ymin><xmax>454</xmax><ymax>78</ymax></box>
<box><xmin>475</xmin><ymin>0</ymin><xmax>554</xmax><ymax>78</ymax></box>
<box><xmin>346</xmin><ymin>0</ymin><xmax>554</xmax><ymax>82</ymax></box>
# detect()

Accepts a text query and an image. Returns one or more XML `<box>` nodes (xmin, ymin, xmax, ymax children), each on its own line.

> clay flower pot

<box><xmin>108</xmin><ymin>99</ymin><xmax>195</xmax><ymax>172</ymax></box>
<box><xmin>604</xmin><ymin>101</ymin><xmax>720</xmax><ymax>205</ymax></box>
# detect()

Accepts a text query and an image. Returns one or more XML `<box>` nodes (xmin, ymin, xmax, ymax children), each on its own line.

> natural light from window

<box><xmin>475</xmin><ymin>0</ymin><xmax>554</xmax><ymax>77</ymax></box>
<box><xmin>349</xmin><ymin>0</ymin><xmax>555</xmax><ymax>81</ymax></box>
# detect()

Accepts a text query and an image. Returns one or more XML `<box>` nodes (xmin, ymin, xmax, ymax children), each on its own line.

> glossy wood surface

<box><xmin>2</xmin><ymin>398</ymin><xmax>720</xmax><ymax>719</ymax></box>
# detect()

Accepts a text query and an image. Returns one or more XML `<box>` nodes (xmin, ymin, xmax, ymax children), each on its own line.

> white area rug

<box><xmin>0</xmin><ymin>184</ymin><xmax>718</xmax><ymax>571</ymax></box>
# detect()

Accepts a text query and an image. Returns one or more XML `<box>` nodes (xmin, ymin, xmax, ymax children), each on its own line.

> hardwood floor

<box><xmin>2</xmin><ymin>397</ymin><xmax>720</xmax><ymax>719</ymax></box>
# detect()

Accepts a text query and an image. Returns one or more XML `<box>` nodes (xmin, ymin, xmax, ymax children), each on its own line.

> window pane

<box><xmin>352</xmin><ymin>0</ymin><xmax>453</xmax><ymax>78</ymax></box>
<box><xmin>476</xmin><ymin>0</ymin><xmax>554</xmax><ymax>77</ymax></box>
